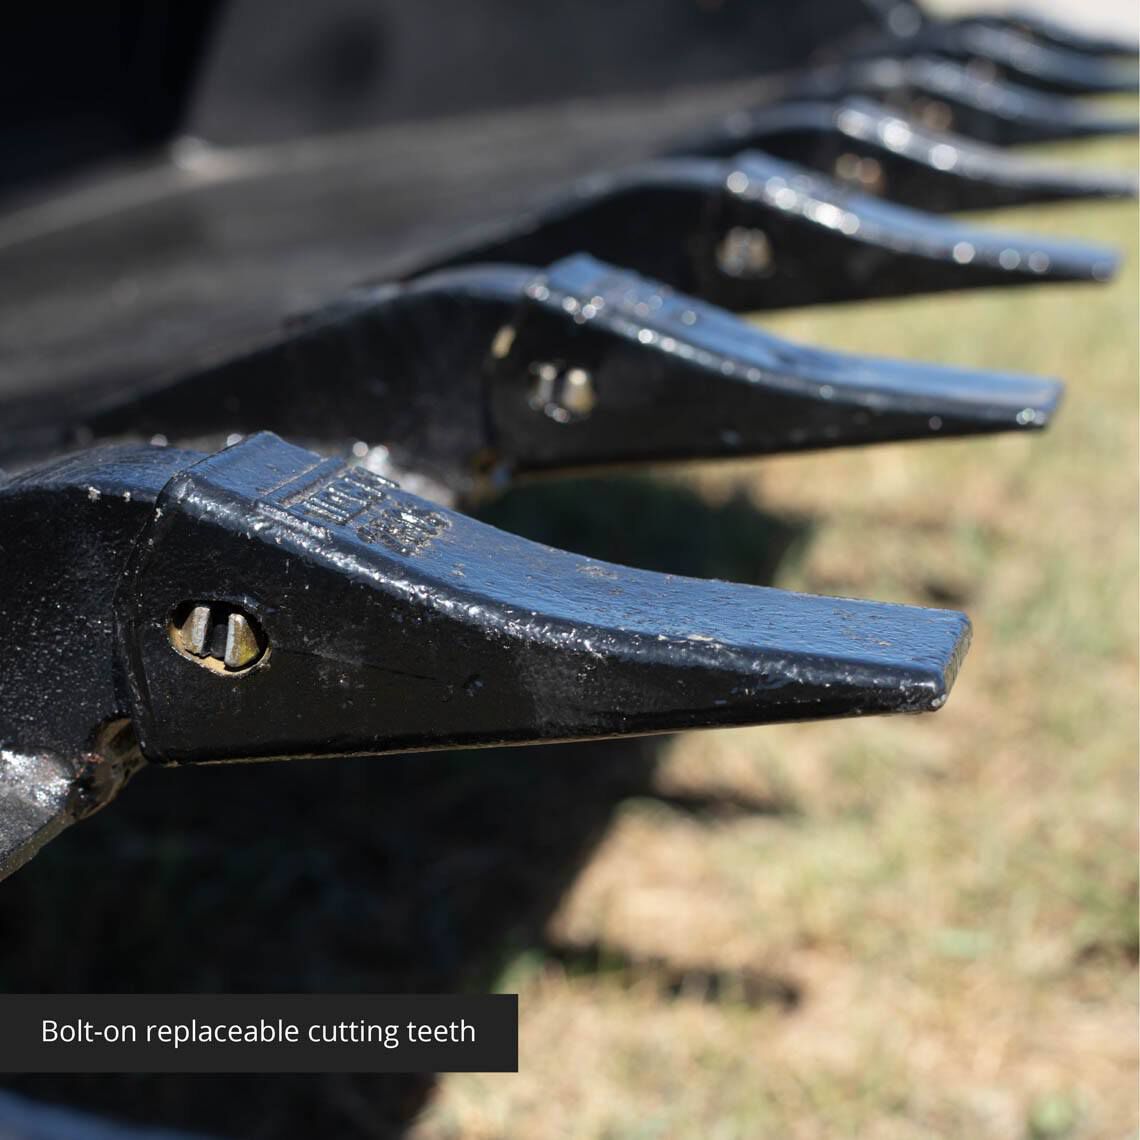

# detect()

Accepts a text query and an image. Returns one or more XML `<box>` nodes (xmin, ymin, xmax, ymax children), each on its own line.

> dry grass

<box><xmin>412</xmin><ymin>139</ymin><xmax>1139</xmax><ymax>1139</ymax></box>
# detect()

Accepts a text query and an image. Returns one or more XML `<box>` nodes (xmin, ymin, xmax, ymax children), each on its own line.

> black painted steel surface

<box><xmin>784</xmin><ymin>57</ymin><xmax>1139</xmax><ymax>144</ymax></box>
<box><xmin>0</xmin><ymin>256</ymin><xmax>1063</xmax><ymax>490</ymax></box>
<box><xmin>839</xmin><ymin>19</ymin><xmax>1138</xmax><ymax>94</ymax></box>
<box><xmin>423</xmin><ymin>152</ymin><xmax>1118</xmax><ymax>311</ymax></box>
<box><xmin>670</xmin><ymin>98</ymin><xmax>1138</xmax><ymax>212</ymax></box>
<box><xmin>0</xmin><ymin>433</ymin><xmax>971</xmax><ymax>876</ymax></box>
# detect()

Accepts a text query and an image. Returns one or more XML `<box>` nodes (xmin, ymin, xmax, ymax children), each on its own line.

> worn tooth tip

<box><xmin>224</xmin><ymin>613</ymin><xmax>261</xmax><ymax>670</ymax></box>
<box><xmin>1091</xmin><ymin>259</ymin><xmax>1118</xmax><ymax>282</ymax></box>
<box><xmin>1014</xmin><ymin>405</ymin><xmax>1051</xmax><ymax>428</ymax></box>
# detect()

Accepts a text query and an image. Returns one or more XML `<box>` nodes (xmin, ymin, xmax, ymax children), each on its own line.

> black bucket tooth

<box><xmin>915</xmin><ymin>5</ymin><xmax>1139</xmax><ymax>60</ymax></box>
<box><xmin>488</xmin><ymin>254</ymin><xmax>1064</xmax><ymax>471</ymax></box>
<box><xmin>421</xmin><ymin>152</ymin><xmax>1120</xmax><ymax>312</ymax></box>
<box><xmin>0</xmin><ymin>432</ymin><xmax>972</xmax><ymax>877</ymax></box>
<box><xmin>843</xmin><ymin>22</ymin><xmax>1139</xmax><ymax>95</ymax></box>
<box><xmin>856</xmin><ymin>0</ymin><xmax>1138</xmax><ymax>60</ymax></box>
<box><xmin>671</xmin><ymin>98</ymin><xmax>1138</xmax><ymax>212</ymax></box>
<box><xmin>785</xmin><ymin>57</ymin><xmax>1139</xmax><ymax>145</ymax></box>
<box><xmin>1</xmin><ymin>255</ymin><xmax>1065</xmax><ymax>492</ymax></box>
<box><xmin>980</xmin><ymin>10</ymin><xmax>1139</xmax><ymax>59</ymax></box>
<box><xmin>933</xmin><ymin>22</ymin><xmax>1138</xmax><ymax>94</ymax></box>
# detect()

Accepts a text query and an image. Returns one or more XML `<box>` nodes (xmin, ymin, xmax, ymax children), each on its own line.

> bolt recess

<box><xmin>528</xmin><ymin>362</ymin><xmax>597</xmax><ymax>423</ymax></box>
<box><xmin>170</xmin><ymin>602</ymin><xmax>267</xmax><ymax>673</ymax></box>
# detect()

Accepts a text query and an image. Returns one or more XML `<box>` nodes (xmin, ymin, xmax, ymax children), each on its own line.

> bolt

<box><xmin>715</xmin><ymin>227</ymin><xmax>774</xmax><ymax>279</ymax></box>
<box><xmin>915</xmin><ymin>99</ymin><xmax>954</xmax><ymax>133</ymax></box>
<box><xmin>170</xmin><ymin>602</ymin><xmax>266</xmax><ymax>673</ymax></box>
<box><xmin>965</xmin><ymin>58</ymin><xmax>999</xmax><ymax>84</ymax></box>
<box><xmin>834</xmin><ymin>153</ymin><xmax>885</xmax><ymax>195</ymax></box>
<box><xmin>528</xmin><ymin>362</ymin><xmax>597</xmax><ymax>423</ymax></box>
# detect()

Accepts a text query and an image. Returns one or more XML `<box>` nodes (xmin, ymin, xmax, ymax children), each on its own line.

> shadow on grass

<box><xmin>0</xmin><ymin>475</ymin><xmax>812</xmax><ymax>1139</ymax></box>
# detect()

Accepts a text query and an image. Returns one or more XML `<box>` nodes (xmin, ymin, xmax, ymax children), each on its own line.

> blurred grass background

<box><xmin>413</xmin><ymin>136</ymin><xmax>1139</xmax><ymax>1140</ymax></box>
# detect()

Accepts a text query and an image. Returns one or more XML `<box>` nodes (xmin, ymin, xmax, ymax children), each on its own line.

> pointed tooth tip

<box><xmin>1028</xmin><ymin>378</ymin><xmax>1065</xmax><ymax>427</ymax></box>
<box><xmin>988</xmin><ymin>376</ymin><xmax>1063</xmax><ymax>431</ymax></box>
<box><xmin>699</xmin><ymin>602</ymin><xmax>972</xmax><ymax>725</ymax></box>
<box><xmin>1091</xmin><ymin>118</ymin><xmax>1140</xmax><ymax>136</ymax></box>
<box><xmin>931</xmin><ymin>609</ymin><xmax>972</xmax><ymax>707</ymax></box>
<box><xmin>902</xmin><ymin>661</ymin><xmax>957</xmax><ymax>715</ymax></box>
<box><xmin>848</xmin><ymin>606</ymin><xmax>971</xmax><ymax>717</ymax></box>
<box><xmin>982</xmin><ymin>238</ymin><xmax>1120</xmax><ymax>282</ymax></box>
<box><xmin>1027</xmin><ymin>167</ymin><xmax>1138</xmax><ymax>201</ymax></box>
<box><xmin>1088</xmin><ymin>251</ymin><xmax>1121</xmax><ymax>283</ymax></box>
<box><xmin>1082</xmin><ymin>171</ymin><xmax>1139</xmax><ymax>200</ymax></box>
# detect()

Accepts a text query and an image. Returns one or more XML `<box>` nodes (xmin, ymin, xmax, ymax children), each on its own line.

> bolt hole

<box><xmin>169</xmin><ymin>601</ymin><xmax>267</xmax><ymax>674</ymax></box>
